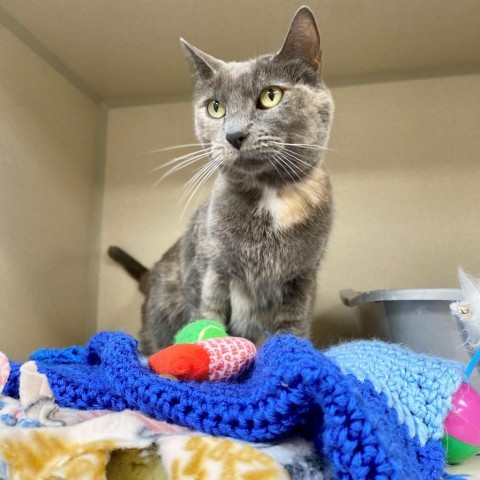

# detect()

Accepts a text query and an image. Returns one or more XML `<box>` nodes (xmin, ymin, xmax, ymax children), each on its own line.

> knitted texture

<box><xmin>30</xmin><ymin>345</ymin><xmax>87</xmax><ymax>365</ymax></box>
<box><xmin>4</xmin><ymin>332</ymin><xmax>464</xmax><ymax>479</ymax></box>
<box><xmin>327</xmin><ymin>341</ymin><xmax>463</xmax><ymax>446</ymax></box>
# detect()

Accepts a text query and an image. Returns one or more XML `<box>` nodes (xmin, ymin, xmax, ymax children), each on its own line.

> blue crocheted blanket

<box><xmin>5</xmin><ymin>332</ymin><xmax>463</xmax><ymax>479</ymax></box>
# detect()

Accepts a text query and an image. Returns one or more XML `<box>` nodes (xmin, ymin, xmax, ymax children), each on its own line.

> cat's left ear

<box><xmin>180</xmin><ymin>38</ymin><xmax>225</xmax><ymax>82</ymax></box>
<box><xmin>277</xmin><ymin>6</ymin><xmax>321</xmax><ymax>72</ymax></box>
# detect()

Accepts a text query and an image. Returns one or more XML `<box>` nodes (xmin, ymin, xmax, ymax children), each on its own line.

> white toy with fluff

<box><xmin>451</xmin><ymin>268</ymin><xmax>480</xmax><ymax>348</ymax></box>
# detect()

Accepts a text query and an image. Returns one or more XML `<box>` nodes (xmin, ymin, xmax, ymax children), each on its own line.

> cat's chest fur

<box><xmin>207</xmin><ymin>171</ymin><xmax>331</xmax><ymax>283</ymax></box>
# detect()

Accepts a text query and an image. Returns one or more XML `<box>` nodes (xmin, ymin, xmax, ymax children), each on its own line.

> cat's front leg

<box><xmin>273</xmin><ymin>275</ymin><xmax>316</xmax><ymax>338</ymax></box>
<box><xmin>199</xmin><ymin>266</ymin><xmax>230</xmax><ymax>325</ymax></box>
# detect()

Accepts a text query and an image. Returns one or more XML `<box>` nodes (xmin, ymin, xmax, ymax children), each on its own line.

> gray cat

<box><xmin>109</xmin><ymin>6</ymin><xmax>334</xmax><ymax>355</ymax></box>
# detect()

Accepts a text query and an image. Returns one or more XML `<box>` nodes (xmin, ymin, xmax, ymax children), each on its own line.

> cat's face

<box><xmin>182</xmin><ymin>7</ymin><xmax>334</xmax><ymax>186</ymax></box>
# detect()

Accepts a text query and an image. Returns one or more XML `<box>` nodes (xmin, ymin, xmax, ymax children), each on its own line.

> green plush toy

<box><xmin>173</xmin><ymin>320</ymin><xmax>228</xmax><ymax>344</ymax></box>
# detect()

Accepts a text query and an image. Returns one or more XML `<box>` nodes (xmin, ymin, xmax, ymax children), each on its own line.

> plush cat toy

<box><xmin>450</xmin><ymin>268</ymin><xmax>480</xmax><ymax>348</ymax></box>
<box><xmin>148</xmin><ymin>320</ymin><xmax>256</xmax><ymax>381</ymax></box>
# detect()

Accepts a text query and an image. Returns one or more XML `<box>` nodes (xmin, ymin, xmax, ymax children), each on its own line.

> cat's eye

<box><xmin>207</xmin><ymin>100</ymin><xmax>226</xmax><ymax>119</ymax></box>
<box><xmin>258</xmin><ymin>86</ymin><xmax>283</xmax><ymax>109</ymax></box>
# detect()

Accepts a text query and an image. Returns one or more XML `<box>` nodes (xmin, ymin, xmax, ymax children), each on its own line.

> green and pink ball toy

<box><xmin>443</xmin><ymin>348</ymin><xmax>480</xmax><ymax>464</ymax></box>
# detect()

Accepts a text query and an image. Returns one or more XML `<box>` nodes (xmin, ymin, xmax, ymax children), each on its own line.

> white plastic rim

<box><xmin>340</xmin><ymin>288</ymin><xmax>464</xmax><ymax>307</ymax></box>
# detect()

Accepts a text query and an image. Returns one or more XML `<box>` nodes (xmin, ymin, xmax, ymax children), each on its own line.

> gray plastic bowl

<box><xmin>339</xmin><ymin>288</ymin><xmax>476</xmax><ymax>382</ymax></box>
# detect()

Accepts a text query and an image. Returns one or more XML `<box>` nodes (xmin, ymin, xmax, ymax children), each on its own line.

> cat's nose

<box><xmin>226</xmin><ymin>131</ymin><xmax>248</xmax><ymax>150</ymax></box>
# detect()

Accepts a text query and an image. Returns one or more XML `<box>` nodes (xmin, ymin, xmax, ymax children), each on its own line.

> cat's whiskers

<box><xmin>281</xmin><ymin>148</ymin><xmax>315</xmax><ymax>169</ymax></box>
<box><xmin>154</xmin><ymin>157</ymin><xmax>207</xmax><ymax>188</ymax></box>
<box><xmin>180</xmin><ymin>157</ymin><xmax>222</xmax><ymax>218</ymax></box>
<box><xmin>152</xmin><ymin>147</ymin><xmax>214</xmax><ymax>172</ymax></box>
<box><xmin>153</xmin><ymin>149</ymin><xmax>214</xmax><ymax>188</ymax></box>
<box><xmin>277</xmin><ymin>151</ymin><xmax>307</xmax><ymax>180</ymax></box>
<box><xmin>267</xmin><ymin>155</ymin><xmax>291</xmax><ymax>188</ymax></box>
<box><xmin>271</xmin><ymin>141</ymin><xmax>334</xmax><ymax>153</ymax></box>
<box><xmin>147</xmin><ymin>143</ymin><xmax>212</xmax><ymax>155</ymax></box>
<box><xmin>266</xmin><ymin>154</ymin><xmax>284</xmax><ymax>182</ymax></box>
<box><xmin>181</xmin><ymin>160</ymin><xmax>217</xmax><ymax>197</ymax></box>
<box><xmin>273</xmin><ymin>153</ymin><xmax>298</xmax><ymax>183</ymax></box>
<box><xmin>187</xmin><ymin>162</ymin><xmax>220</xmax><ymax>206</ymax></box>
<box><xmin>181</xmin><ymin>156</ymin><xmax>221</xmax><ymax>201</ymax></box>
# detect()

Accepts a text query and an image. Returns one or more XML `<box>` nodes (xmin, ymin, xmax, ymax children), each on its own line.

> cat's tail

<box><xmin>108</xmin><ymin>246</ymin><xmax>148</xmax><ymax>282</ymax></box>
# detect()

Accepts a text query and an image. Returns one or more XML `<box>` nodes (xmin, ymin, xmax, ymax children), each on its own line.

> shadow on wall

<box><xmin>0</xmin><ymin>28</ymin><xmax>98</xmax><ymax>359</ymax></box>
<box><xmin>311</xmin><ymin>303</ymin><xmax>363</xmax><ymax>349</ymax></box>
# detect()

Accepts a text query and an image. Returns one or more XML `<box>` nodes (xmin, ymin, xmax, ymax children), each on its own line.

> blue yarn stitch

<box><xmin>4</xmin><ymin>332</ymin><xmax>463</xmax><ymax>479</ymax></box>
<box><xmin>30</xmin><ymin>345</ymin><xmax>87</xmax><ymax>365</ymax></box>
<box><xmin>327</xmin><ymin>340</ymin><xmax>463</xmax><ymax>445</ymax></box>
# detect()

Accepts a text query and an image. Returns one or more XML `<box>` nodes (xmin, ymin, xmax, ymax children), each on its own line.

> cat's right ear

<box><xmin>180</xmin><ymin>38</ymin><xmax>224</xmax><ymax>82</ymax></box>
<box><xmin>276</xmin><ymin>6</ymin><xmax>322</xmax><ymax>72</ymax></box>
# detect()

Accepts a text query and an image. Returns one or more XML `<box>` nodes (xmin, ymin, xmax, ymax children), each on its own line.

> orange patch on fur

<box><xmin>276</xmin><ymin>164</ymin><xmax>330</xmax><ymax>229</ymax></box>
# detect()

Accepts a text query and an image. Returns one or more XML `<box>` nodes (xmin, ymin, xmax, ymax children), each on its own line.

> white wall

<box><xmin>98</xmin><ymin>73</ymin><xmax>480</xmax><ymax>346</ymax></box>
<box><xmin>98</xmin><ymin>100</ymin><xmax>197</xmax><ymax>334</ymax></box>
<box><xmin>0</xmin><ymin>26</ymin><xmax>99</xmax><ymax>359</ymax></box>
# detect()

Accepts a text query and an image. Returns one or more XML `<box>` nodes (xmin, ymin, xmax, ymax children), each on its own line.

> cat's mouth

<box><xmin>230</xmin><ymin>154</ymin><xmax>271</xmax><ymax>174</ymax></box>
